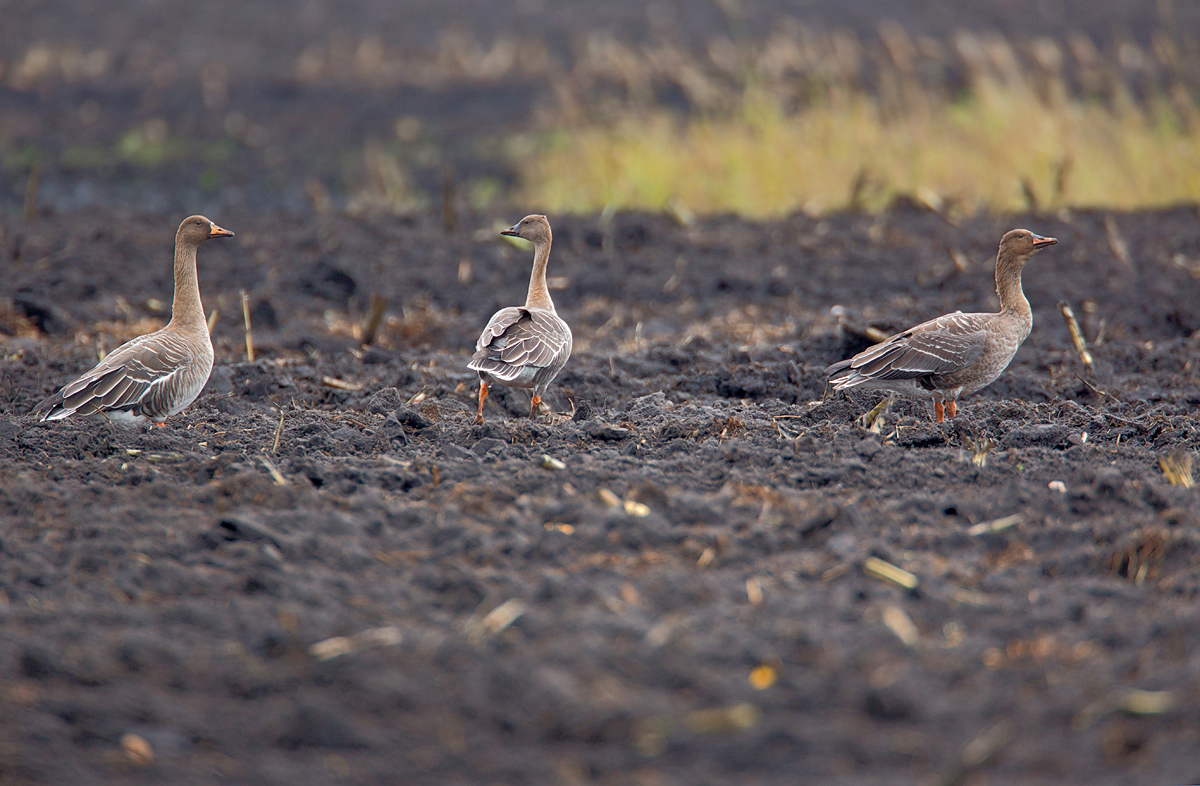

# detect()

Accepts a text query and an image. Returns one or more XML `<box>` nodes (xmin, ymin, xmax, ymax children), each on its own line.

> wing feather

<box><xmin>34</xmin><ymin>330</ymin><xmax>197</xmax><ymax>421</ymax></box>
<box><xmin>469</xmin><ymin>308</ymin><xmax>571</xmax><ymax>383</ymax></box>
<box><xmin>827</xmin><ymin>313</ymin><xmax>991</xmax><ymax>385</ymax></box>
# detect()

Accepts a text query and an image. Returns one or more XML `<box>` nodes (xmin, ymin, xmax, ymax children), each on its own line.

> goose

<box><xmin>469</xmin><ymin>215</ymin><xmax>572</xmax><ymax>423</ymax></box>
<box><xmin>826</xmin><ymin>228</ymin><xmax>1057</xmax><ymax>421</ymax></box>
<box><xmin>33</xmin><ymin>215</ymin><xmax>233</xmax><ymax>425</ymax></box>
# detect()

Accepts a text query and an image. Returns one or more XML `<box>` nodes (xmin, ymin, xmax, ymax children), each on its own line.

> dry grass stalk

<box><xmin>1052</xmin><ymin>156</ymin><xmax>1073</xmax><ymax>204</ymax></box>
<box><xmin>959</xmin><ymin>720</ymin><xmax>1015</xmax><ymax>770</ymax></box>
<box><xmin>1159</xmin><ymin>449</ymin><xmax>1194</xmax><ymax>488</ymax></box>
<box><xmin>257</xmin><ymin>455</ymin><xmax>288</xmax><ymax>486</ymax></box>
<box><xmin>684</xmin><ymin>703</ymin><xmax>760</xmax><ymax>734</ymax></box>
<box><xmin>882</xmin><ymin>605</ymin><xmax>919</xmax><ymax>646</ymax></box>
<box><xmin>949</xmin><ymin>587</ymin><xmax>990</xmax><ymax>606</ymax></box>
<box><xmin>321</xmin><ymin>376</ymin><xmax>363</xmax><ymax>391</ymax></box>
<box><xmin>206</xmin><ymin>307</ymin><xmax>219</xmax><ymax>334</ymax></box>
<box><xmin>1079</xmin><ymin>299</ymin><xmax>1104</xmax><ymax>345</ymax></box>
<box><xmin>666</xmin><ymin>197</ymin><xmax>695</xmax><ymax>226</ymax></box>
<box><xmin>857</xmin><ymin>395</ymin><xmax>893</xmax><ymax>431</ymax></box>
<box><xmin>863</xmin><ymin>556</ymin><xmax>918</xmax><ymax>590</ymax></box>
<box><xmin>967</xmin><ymin>513</ymin><xmax>1022</xmax><ymax>536</ymax></box>
<box><xmin>746</xmin><ymin>577</ymin><xmax>763</xmax><ymax>605</ymax></box>
<box><xmin>309</xmin><ymin>626</ymin><xmax>402</xmax><ymax>661</ymax></box>
<box><xmin>1117</xmin><ymin>688</ymin><xmax>1174</xmax><ymax>715</ymax></box>
<box><xmin>662</xmin><ymin>256</ymin><xmax>687</xmax><ymax>294</ymax></box>
<box><xmin>271</xmin><ymin>407</ymin><xmax>285</xmax><ymax>454</ymax></box>
<box><xmin>464</xmin><ymin>598</ymin><xmax>526</xmax><ymax>646</ymax></box>
<box><xmin>821</xmin><ymin>563</ymin><xmax>850</xmax><ymax>581</ymax></box>
<box><xmin>1073</xmin><ymin>688</ymin><xmax>1174</xmax><ymax>731</ymax></box>
<box><xmin>968</xmin><ymin>437</ymin><xmax>996</xmax><ymax>467</ymax></box>
<box><xmin>361</xmin><ymin>292</ymin><xmax>388</xmax><ymax>346</ymax></box>
<box><xmin>239</xmin><ymin>290</ymin><xmax>254</xmax><ymax>362</ymax></box>
<box><xmin>847</xmin><ymin>166</ymin><xmax>870</xmax><ymax>210</ymax></box>
<box><xmin>1019</xmin><ymin>176</ymin><xmax>1039</xmax><ymax>211</ymax></box>
<box><xmin>1104</xmin><ymin>215</ymin><xmax>1131</xmax><ymax>266</ymax></box>
<box><xmin>1058</xmin><ymin>301</ymin><xmax>1094</xmax><ymax>365</ymax></box>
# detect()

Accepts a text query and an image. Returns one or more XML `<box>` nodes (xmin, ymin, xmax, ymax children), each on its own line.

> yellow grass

<box><xmin>520</xmin><ymin>84</ymin><xmax>1200</xmax><ymax>217</ymax></box>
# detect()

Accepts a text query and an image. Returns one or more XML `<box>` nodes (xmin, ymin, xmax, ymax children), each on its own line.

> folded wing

<box><xmin>828</xmin><ymin>313</ymin><xmax>990</xmax><ymax>386</ymax></box>
<box><xmin>34</xmin><ymin>333</ymin><xmax>193</xmax><ymax>421</ymax></box>
<box><xmin>469</xmin><ymin>307</ymin><xmax>570</xmax><ymax>383</ymax></box>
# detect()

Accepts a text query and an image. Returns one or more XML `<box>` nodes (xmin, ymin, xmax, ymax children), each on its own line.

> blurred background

<box><xmin>1</xmin><ymin>0</ymin><xmax>1198</xmax><ymax>219</ymax></box>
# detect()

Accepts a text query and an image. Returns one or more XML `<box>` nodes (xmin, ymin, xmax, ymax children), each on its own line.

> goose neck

<box><xmin>995</xmin><ymin>256</ymin><xmax>1030</xmax><ymax>319</ymax></box>
<box><xmin>524</xmin><ymin>237</ymin><xmax>555</xmax><ymax>312</ymax></box>
<box><xmin>169</xmin><ymin>240</ymin><xmax>205</xmax><ymax>328</ymax></box>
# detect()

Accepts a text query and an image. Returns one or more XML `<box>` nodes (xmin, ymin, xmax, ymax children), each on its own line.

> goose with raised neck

<box><xmin>469</xmin><ymin>214</ymin><xmax>573</xmax><ymax>423</ymax></box>
<box><xmin>33</xmin><ymin>215</ymin><xmax>234</xmax><ymax>425</ymax></box>
<box><xmin>825</xmin><ymin>228</ymin><xmax>1057</xmax><ymax>422</ymax></box>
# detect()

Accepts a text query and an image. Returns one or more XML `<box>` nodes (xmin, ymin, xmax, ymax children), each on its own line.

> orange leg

<box><xmin>475</xmin><ymin>381</ymin><xmax>489</xmax><ymax>424</ymax></box>
<box><xmin>934</xmin><ymin>400</ymin><xmax>945</xmax><ymax>422</ymax></box>
<box><xmin>945</xmin><ymin>400</ymin><xmax>957</xmax><ymax>419</ymax></box>
<box><xmin>529</xmin><ymin>394</ymin><xmax>542</xmax><ymax>419</ymax></box>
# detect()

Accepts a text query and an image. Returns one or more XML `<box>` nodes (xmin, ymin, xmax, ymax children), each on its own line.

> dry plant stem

<box><xmin>1104</xmin><ymin>216</ymin><xmax>1131</xmax><ymax>266</ymax></box>
<box><xmin>362</xmin><ymin>293</ymin><xmax>387</xmax><ymax>346</ymax></box>
<box><xmin>1081</xmin><ymin>299</ymin><xmax>1105</xmax><ymax>344</ymax></box>
<box><xmin>320</xmin><ymin>376</ymin><xmax>361</xmax><ymax>391</ymax></box>
<box><xmin>858</xmin><ymin>395</ymin><xmax>893</xmax><ymax>429</ymax></box>
<box><xmin>1159</xmin><ymin>450</ymin><xmax>1194</xmax><ymax>488</ymax></box>
<box><xmin>240</xmin><ymin>290</ymin><xmax>254</xmax><ymax>362</ymax></box>
<box><xmin>257</xmin><ymin>455</ymin><xmax>287</xmax><ymax>486</ymax></box>
<box><xmin>1058</xmin><ymin>301</ymin><xmax>1093</xmax><ymax>365</ymax></box>
<box><xmin>1020</xmin><ymin>177</ymin><xmax>1039</xmax><ymax>211</ymax></box>
<box><xmin>271</xmin><ymin>407</ymin><xmax>286</xmax><ymax>454</ymax></box>
<box><xmin>1075</xmin><ymin>374</ymin><xmax>1110</xmax><ymax>398</ymax></box>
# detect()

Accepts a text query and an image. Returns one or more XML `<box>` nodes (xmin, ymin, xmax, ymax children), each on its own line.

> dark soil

<box><xmin>1</xmin><ymin>204</ymin><xmax>1198</xmax><ymax>784</ymax></box>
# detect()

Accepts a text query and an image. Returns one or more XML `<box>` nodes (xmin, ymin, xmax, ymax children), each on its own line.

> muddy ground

<box><xmin>0</xmin><ymin>205</ymin><xmax>1196</xmax><ymax>784</ymax></box>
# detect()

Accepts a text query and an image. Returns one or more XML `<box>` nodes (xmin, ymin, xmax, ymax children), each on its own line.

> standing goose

<box><xmin>826</xmin><ymin>228</ymin><xmax>1057</xmax><ymax>421</ymax></box>
<box><xmin>469</xmin><ymin>214</ymin><xmax>572</xmax><ymax>423</ymax></box>
<box><xmin>33</xmin><ymin>215</ymin><xmax>234</xmax><ymax>425</ymax></box>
